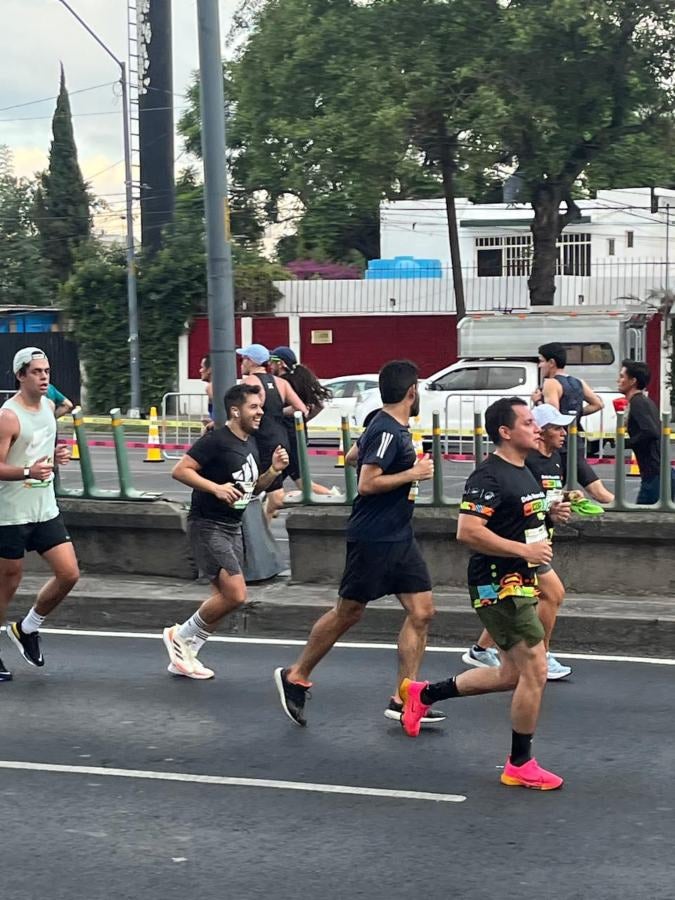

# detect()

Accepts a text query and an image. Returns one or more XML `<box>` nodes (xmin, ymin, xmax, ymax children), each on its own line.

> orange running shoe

<box><xmin>500</xmin><ymin>757</ymin><xmax>563</xmax><ymax>791</ymax></box>
<box><xmin>399</xmin><ymin>678</ymin><xmax>430</xmax><ymax>737</ymax></box>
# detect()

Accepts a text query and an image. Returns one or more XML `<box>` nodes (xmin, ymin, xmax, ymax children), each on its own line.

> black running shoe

<box><xmin>7</xmin><ymin>622</ymin><xmax>44</xmax><ymax>667</ymax></box>
<box><xmin>383</xmin><ymin>698</ymin><xmax>447</xmax><ymax>725</ymax></box>
<box><xmin>274</xmin><ymin>667</ymin><xmax>310</xmax><ymax>727</ymax></box>
<box><xmin>0</xmin><ymin>656</ymin><xmax>12</xmax><ymax>682</ymax></box>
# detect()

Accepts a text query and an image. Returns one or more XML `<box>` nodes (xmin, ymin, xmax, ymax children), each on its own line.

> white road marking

<box><xmin>0</xmin><ymin>760</ymin><xmax>465</xmax><ymax>804</ymax></box>
<box><xmin>39</xmin><ymin>628</ymin><xmax>675</xmax><ymax>665</ymax></box>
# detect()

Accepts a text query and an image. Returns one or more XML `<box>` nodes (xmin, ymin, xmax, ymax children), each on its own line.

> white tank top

<box><xmin>0</xmin><ymin>396</ymin><xmax>59</xmax><ymax>525</ymax></box>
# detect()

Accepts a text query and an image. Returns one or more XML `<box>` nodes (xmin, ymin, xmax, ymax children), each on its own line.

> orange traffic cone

<box><xmin>627</xmin><ymin>452</ymin><xmax>640</xmax><ymax>477</ymax></box>
<box><xmin>143</xmin><ymin>406</ymin><xmax>163</xmax><ymax>463</ymax></box>
<box><xmin>71</xmin><ymin>436</ymin><xmax>80</xmax><ymax>461</ymax></box>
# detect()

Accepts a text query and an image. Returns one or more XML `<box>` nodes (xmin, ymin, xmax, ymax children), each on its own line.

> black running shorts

<box><xmin>338</xmin><ymin>539</ymin><xmax>432</xmax><ymax>604</ymax></box>
<box><xmin>0</xmin><ymin>514</ymin><xmax>71</xmax><ymax>560</ymax></box>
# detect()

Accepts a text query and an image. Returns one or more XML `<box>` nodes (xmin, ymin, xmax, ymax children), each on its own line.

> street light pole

<box><xmin>197</xmin><ymin>0</ymin><xmax>237</xmax><ymax>427</ymax></box>
<box><xmin>56</xmin><ymin>0</ymin><xmax>142</xmax><ymax>416</ymax></box>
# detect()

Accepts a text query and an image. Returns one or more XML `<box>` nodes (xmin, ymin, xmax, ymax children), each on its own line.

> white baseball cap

<box><xmin>13</xmin><ymin>347</ymin><xmax>47</xmax><ymax>375</ymax></box>
<box><xmin>533</xmin><ymin>403</ymin><xmax>575</xmax><ymax>428</ymax></box>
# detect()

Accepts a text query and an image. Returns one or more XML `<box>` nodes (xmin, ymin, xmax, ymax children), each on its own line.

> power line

<box><xmin>0</xmin><ymin>81</ymin><xmax>116</xmax><ymax>113</ymax></box>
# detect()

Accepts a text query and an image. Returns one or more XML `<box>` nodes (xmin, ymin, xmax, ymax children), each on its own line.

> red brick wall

<box><xmin>299</xmin><ymin>315</ymin><xmax>458</xmax><ymax>378</ymax></box>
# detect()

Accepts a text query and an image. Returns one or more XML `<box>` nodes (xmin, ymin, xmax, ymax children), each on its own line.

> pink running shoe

<box><xmin>399</xmin><ymin>678</ymin><xmax>430</xmax><ymax>738</ymax></box>
<box><xmin>500</xmin><ymin>757</ymin><xmax>564</xmax><ymax>791</ymax></box>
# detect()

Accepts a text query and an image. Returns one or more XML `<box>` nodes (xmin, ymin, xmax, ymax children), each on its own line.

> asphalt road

<box><xmin>1</xmin><ymin>632</ymin><xmax>673</xmax><ymax>899</ymax></box>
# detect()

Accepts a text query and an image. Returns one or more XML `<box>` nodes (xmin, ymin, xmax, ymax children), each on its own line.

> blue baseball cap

<box><xmin>236</xmin><ymin>343</ymin><xmax>270</xmax><ymax>365</ymax></box>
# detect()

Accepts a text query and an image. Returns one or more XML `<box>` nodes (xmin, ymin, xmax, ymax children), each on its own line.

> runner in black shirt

<box><xmin>274</xmin><ymin>360</ymin><xmax>442</xmax><ymax>728</ymax></box>
<box><xmin>463</xmin><ymin>403</ymin><xmax>575</xmax><ymax>680</ymax></box>
<box><xmin>618</xmin><ymin>359</ymin><xmax>675</xmax><ymax>504</ymax></box>
<box><xmin>162</xmin><ymin>384</ymin><xmax>288</xmax><ymax>679</ymax></box>
<box><xmin>400</xmin><ymin>397</ymin><xmax>571</xmax><ymax>791</ymax></box>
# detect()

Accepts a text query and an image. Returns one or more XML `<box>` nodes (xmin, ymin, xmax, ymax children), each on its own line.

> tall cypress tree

<box><xmin>35</xmin><ymin>64</ymin><xmax>91</xmax><ymax>284</ymax></box>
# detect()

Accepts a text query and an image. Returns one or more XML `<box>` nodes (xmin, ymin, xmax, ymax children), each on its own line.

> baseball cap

<box><xmin>533</xmin><ymin>403</ymin><xmax>576</xmax><ymax>428</ymax></box>
<box><xmin>236</xmin><ymin>343</ymin><xmax>270</xmax><ymax>365</ymax></box>
<box><xmin>270</xmin><ymin>346</ymin><xmax>297</xmax><ymax>370</ymax></box>
<box><xmin>13</xmin><ymin>347</ymin><xmax>47</xmax><ymax>375</ymax></box>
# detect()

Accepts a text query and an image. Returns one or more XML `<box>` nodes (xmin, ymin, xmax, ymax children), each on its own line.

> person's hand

<box><xmin>531</xmin><ymin>387</ymin><xmax>543</xmax><ymax>405</ymax></box>
<box><xmin>272</xmin><ymin>445</ymin><xmax>289</xmax><ymax>472</ymax></box>
<box><xmin>522</xmin><ymin>540</ymin><xmax>553</xmax><ymax>566</ymax></box>
<box><xmin>28</xmin><ymin>457</ymin><xmax>54</xmax><ymax>481</ymax></box>
<box><xmin>412</xmin><ymin>454</ymin><xmax>434</xmax><ymax>481</ymax></box>
<box><xmin>55</xmin><ymin>444</ymin><xmax>71</xmax><ymax>466</ymax></box>
<box><xmin>213</xmin><ymin>483</ymin><xmax>243</xmax><ymax>505</ymax></box>
<box><xmin>549</xmin><ymin>501</ymin><xmax>571</xmax><ymax>525</ymax></box>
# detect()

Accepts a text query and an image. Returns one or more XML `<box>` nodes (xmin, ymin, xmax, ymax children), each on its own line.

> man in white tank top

<box><xmin>0</xmin><ymin>347</ymin><xmax>79</xmax><ymax>681</ymax></box>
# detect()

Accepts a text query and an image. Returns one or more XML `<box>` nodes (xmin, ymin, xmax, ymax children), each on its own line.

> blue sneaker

<box><xmin>546</xmin><ymin>652</ymin><xmax>572</xmax><ymax>681</ymax></box>
<box><xmin>462</xmin><ymin>646</ymin><xmax>500</xmax><ymax>668</ymax></box>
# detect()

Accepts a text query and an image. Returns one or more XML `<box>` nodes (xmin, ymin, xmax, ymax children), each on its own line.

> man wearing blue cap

<box><xmin>238</xmin><ymin>344</ymin><xmax>308</xmax><ymax>522</ymax></box>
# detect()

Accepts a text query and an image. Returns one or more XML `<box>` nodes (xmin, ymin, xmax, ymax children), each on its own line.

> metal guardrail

<box><xmin>292</xmin><ymin>411</ymin><xmax>675</xmax><ymax>511</ymax></box>
<box><xmin>54</xmin><ymin>407</ymin><xmax>159</xmax><ymax>501</ymax></box>
<box><xmin>161</xmin><ymin>392</ymin><xmax>209</xmax><ymax>459</ymax></box>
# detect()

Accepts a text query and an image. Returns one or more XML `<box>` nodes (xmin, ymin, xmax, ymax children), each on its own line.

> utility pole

<box><xmin>55</xmin><ymin>0</ymin><xmax>141</xmax><ymax>416</ymax></box>
<box><xmin>197</xmin><ymin>0</ymin><xmax>237</xmax><ymax>427</ymax></box>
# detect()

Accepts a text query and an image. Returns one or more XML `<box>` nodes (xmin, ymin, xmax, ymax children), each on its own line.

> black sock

<box><xmin>421</xmin><ymin>677</ymin><xmax>460</xmax><ymax>705</ymax></box>
<box><xmin>510</xmin><ymin>730</ymin><xmax>533</xmax><ymax>767</ymax></box>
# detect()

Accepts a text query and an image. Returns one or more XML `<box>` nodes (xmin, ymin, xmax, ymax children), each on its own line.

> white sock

<box><xmin>177</xmin><ymin>613</ymin><xmax>210</xmax><ymax>646</ymax></box>
<box><xmin>21</xmin><ymin>607</ymin><xmax>46</xmax><ymax>635</ymax></box>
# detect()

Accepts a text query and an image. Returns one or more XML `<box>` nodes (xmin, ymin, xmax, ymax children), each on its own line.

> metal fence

<box><xmin>291</xmin><ymin>413</ymin><xmax>675</xmax><ymax>512</ymax></box>
<box><xmin>160</xmin><ymin>392</ymin><xmax>209</xmax><ymax>459</ymax></box>
<box><xmin>272</xmin><ymin>259</ymin><xmax>675</xmax><ymax>314</ymax></box>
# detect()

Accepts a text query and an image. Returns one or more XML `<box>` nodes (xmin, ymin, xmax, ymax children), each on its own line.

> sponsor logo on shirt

<box><xmin>523</xmin><ymin>498</ymin><xmax>547</xmax><ymax>516</ymax></box>
<box><xmin>375</xmin><ymin>432</ymin><xmax>394</xmax><ymax>459</ymax></box>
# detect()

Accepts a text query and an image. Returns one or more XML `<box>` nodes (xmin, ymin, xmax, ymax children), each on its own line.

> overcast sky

<box><xmin>2</xmin><ymin>0</ymin><xmax>238</xmax><ymax>239</ymax></box>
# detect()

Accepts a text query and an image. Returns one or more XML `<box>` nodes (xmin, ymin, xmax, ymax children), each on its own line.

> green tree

<box><xmin>482</xmin><ymin>0</ymin><xmax>675</xmax><ymax>305</ymax></box>
<box><xmin>178</xmin><ymin>0</ymin><xmax>441</xmax><ymax>262</ymax></box>
<box><xmin>0</xmin><ymin>146</ymin><xmax>53</xmax><ymax>306</ymax></box>
<box><xmin>35</xmin><ymin>65</ymin><xmax>91</xmax><ymax>284</ymax></box>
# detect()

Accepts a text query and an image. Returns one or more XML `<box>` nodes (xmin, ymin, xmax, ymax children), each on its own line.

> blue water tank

<box><xmin>365</xmin><ymin>256</ymin><xmax>442</xmax><ymax>279</ymax></box>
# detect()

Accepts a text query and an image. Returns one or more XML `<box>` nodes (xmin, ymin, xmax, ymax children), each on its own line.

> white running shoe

<box><xmin>162</xmin><ymin>625</ymin><xmax>197</xmax><ymax>676</ymax></box>
<box><xmin>167</xmin><ymin>658</ymin><xmax>215</xmax><ymax>680</ymax></box>
<box><xmin>546</xmin><ymin>652</ymin><xmax>572</xmax><ymax>681</ymax></box>
<box><xmin>462</xmin><ymin>646</ymin><xmax>500</xmax><ymax>668</ymax></box>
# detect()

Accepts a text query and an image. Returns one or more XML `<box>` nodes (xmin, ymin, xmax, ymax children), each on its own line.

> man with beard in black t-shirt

<box><xmin>400</xmin><ymin>398</ymin><xmax>571</xmax><ymax>791</ymax></box>
<box><xmin>162</xmin><ymin>383</ymin><xmax>288</xmax><ymax>679</ymax></box>
<box><xmin>273</xmin><ymin>360</ymin><xmax>443</xmax><ymax>728</ymax></box>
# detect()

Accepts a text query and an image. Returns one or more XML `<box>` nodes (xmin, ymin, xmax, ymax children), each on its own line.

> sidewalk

<box><xmin>15</xmin><ymin>573</ymin><xmax>675</xmax><ymax>656</ymax></box>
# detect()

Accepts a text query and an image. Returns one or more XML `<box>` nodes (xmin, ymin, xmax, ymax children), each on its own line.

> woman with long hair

<box><xmin>268</xmin><ymin>347</ymin><xmax>342</xmax><ymax>516</ymax></box>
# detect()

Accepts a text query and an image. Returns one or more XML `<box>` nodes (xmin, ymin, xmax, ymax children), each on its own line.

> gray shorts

<box><xmin>537</xmin><ymin>563</ymin><xmax>553</xmax><ymax>575</ymax></box>
<box><xmin>188</xmin><ymin>518</ymin><xmax>244</xmax><ymax>581</ymax></box>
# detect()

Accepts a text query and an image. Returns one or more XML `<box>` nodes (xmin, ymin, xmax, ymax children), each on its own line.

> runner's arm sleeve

<box><xmin>186</xmin><ymin>432</ymin><xmax>217</xmax><ymax>467</ymax></box>
<box><xmin>360</xmin><ymin>427</ymin><xmax>400</xmax><ymax>472</ymax></box>
<box><xmin>458</xmin><ymin>470</ymin><xmax>502</xmax><ymax>521</ymax></box>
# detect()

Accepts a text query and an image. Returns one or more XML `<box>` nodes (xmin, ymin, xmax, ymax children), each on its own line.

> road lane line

<box><xmin>35</xmin><ymin>628</ymin><xmax>675</xmax><ymax>665</ymax></box>
<box><xmin>0</xmin><ymin>760</ymin><xmax>465</xmax><ymax>804</ymax></box>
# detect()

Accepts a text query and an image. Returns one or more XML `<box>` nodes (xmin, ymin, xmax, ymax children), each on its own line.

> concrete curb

<box><xmin>14</xmin><ymin>575</ymin><xmax>675</xmax><ymax>656</ymax></box>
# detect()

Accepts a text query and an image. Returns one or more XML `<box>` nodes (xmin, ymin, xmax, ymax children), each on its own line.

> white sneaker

<box><xmin>162</xmin><ymin>625</ymin><xmax>197</xmax><ymax>676</ymax></box>
<box><xmin>462</xmin><ymin>646</ymin><xmax>500</xmax><ymax>668</ymax></box>
<box><xmin>167</xmin><ymin>657</ymin><xmax>215</xmax><ymax>680</ymax></box>
<box><xmin>546</xmin><ymin>652</ymin><xmax>572</xmax><ymax>681</ymax></box>
<box><xmin>328</xmin><ymin>486</ymin><xmax>344</xmax><ymax>497</ymax></box>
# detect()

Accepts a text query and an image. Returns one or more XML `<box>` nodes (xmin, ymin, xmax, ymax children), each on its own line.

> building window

<box><xmin>626</xmin><ymin>230</ymin><xmax>634</xmax><ymax>248</ymax></box>
<box><xmin>475</xmin><ymin>232</ymin><xmax>591</xmax><ymax>276</ymax></box>
<box><xmin>608</xmin><ymin>238</ymin><xmax>615</xmax><ymax>256</ymax></box>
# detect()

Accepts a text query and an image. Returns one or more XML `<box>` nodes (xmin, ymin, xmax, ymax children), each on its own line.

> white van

<box><xmin>353</xmin><ymin>306</ymin><xmax>653</xmax><ymax>449</ymax></box>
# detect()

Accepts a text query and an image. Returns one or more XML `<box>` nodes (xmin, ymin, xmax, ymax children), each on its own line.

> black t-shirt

<box><xmin>526</xmin><ymin>448</ymin><xmax>564</xmax><ymax>538</ymax></box>
<box><xmin>187</xmin><ymin>425</ymin><xmax>260</xmax><ymax>524</ymax></box>
<box><xmin>346</xmin><ymin>411</ymin><xmax>416</xmax><ymax>543</ymax></box>
<box><xmin>460</xmin><ymin>454</ymin><xmax>547</xmax><ymax>607</ymax></box>
<box><xmin>627</xmin><ymin>393</ymin><xmax>661</xmax><ymax>479</ymax></box>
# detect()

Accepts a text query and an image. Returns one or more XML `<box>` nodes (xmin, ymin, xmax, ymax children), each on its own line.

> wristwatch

<box><xmin>23</xmin><ymin>467</ymin><xmax>30</xmax><ymax>479</ymax></box>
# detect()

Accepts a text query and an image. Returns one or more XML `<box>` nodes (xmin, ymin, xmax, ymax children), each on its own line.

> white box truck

<box><xmin>353</xmin><ymin>305</ymin><xmax>654</xmax><ymax>450</ymax></box>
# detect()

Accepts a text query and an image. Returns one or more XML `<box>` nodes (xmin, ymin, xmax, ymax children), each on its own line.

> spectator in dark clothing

<box><xmin>618</xmin><ymin>360</ymin><xmax>674</xmax><ymax>504</ymax></box>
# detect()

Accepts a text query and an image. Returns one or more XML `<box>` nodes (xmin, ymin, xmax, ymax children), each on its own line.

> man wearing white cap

<box><xmin>238</xmin><ymin>344</ymin><xmax>308</xmax><ymax>522</ymax></box>
<box><xmin>462</xmin><ymin>403</ymin><xmax>576</xmax><ymax>681</ymax></box>
<box><xmin>0</xmin><ymin>347</ymin><xmax>79</xmax><ymax>681</ymax></box>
